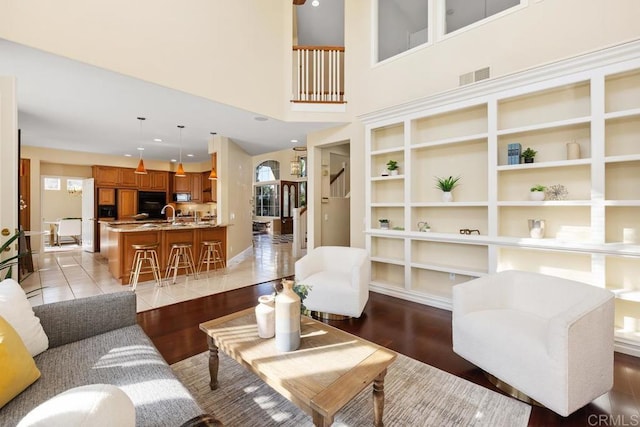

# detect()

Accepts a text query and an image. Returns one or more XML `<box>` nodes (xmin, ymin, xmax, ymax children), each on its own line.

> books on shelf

<box><xmin>508</xmin><ymin>143</ymin><xmax>521</xmax><ymax>165</ymax></box>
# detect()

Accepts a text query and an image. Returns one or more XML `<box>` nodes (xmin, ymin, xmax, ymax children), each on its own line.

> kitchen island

<box><xmin>100</xmin><ymin>221</ymin><xmax>227</xmax><ymax>285</ymax></box>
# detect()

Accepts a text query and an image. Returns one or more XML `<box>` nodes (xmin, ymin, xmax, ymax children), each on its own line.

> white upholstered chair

<box><xmin>452</xmin><ymin>270</ymin><xmax>615</xmax><ymax>417</ymax></box>
<box><xmin>294</xmin><ymin>246</ymin><xmax>370</xmax><ymax>318</ymax></box>
<box><xmin>56</xmin><ymin>218</ymin><xmax>82</xmax><ymax>245</ymax></box>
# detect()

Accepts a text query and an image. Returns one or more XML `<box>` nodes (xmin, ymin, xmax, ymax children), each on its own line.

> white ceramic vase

<box><xmin>255</xmin><ymin>294</ymin><xmax>275</xmax><ymax>338</ymax></box>
<box><xmin>528</xmin><ymin>219</ymin><xmax>546</xmax><ymax>239</ymax></box>
<box><xmin>442</xmin><ymin>191</ymin><xmax>453</xmax><ymax>202</ymax></box>
<box><xmin>390</xmin><ymin>169</ymin><xmax>399</xmax><ymax>176</ymax></box>
<box><xmin>275</xmin><ymin>279</ymin><xmax>301</xmax><ymax>352</ymax></box>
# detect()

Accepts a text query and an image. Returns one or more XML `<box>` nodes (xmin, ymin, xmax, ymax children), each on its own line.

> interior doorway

<box><xmin>319</xmin><ymin>142</ymin><xmax>350</xmax><ymax>247</ymax></box>
<box><xmin>280</xmin><ymin>181</ymin><xmax>299</xmax><ymax>235</ymax></box>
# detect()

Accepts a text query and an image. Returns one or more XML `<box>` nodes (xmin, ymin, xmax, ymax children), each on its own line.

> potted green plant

<box><xmin>434</xmin><ymin>175</ymin><xmax>461</xmax><ymax>202</ymax></box>
<box><xmin>386</xmin><ymin>160</ymin><xmax>399</xmax><ymax>176</ymax></box>
<box><xmin>378</xmin><ymin>218</ymin><xmax>390</xmax><ymax>230</ymax></box>
<box><xmin>1</xmin><ymin>229</ymin><xmax>28</xmax><ymax>281</ymax></box>
<box><xmin>522</xmin><ymin>147</ymin><xmax>537</xmax><ymax>164</ymax></box>
<box><xmin>529</xmin><ymin>185</ymin><xmax>546</xmax><ymax>201</ymax></box>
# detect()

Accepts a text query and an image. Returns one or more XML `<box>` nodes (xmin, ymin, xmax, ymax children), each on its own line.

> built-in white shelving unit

<box><xmin>362</xmin><ymin>41</ymin><xmax>640</xmax><ymax>357</ymax></box>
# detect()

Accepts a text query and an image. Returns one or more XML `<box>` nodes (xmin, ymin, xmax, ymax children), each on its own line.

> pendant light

<box><xmin>175</xmin><ymin>125</ymin><xmax>186</xmax><ymax>177</ymax></box>
<box><xmin>134</xmin><ymin>117</ymin><xmax>148</xmax><ymax>174</ymax></box>
<box><xmin>208</xmin><ymin>132</ymin><xmax>218</xmax><ymax>180</ymax></box>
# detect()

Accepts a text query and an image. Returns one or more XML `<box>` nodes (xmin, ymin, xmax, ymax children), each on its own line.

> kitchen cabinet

<box><xmin>191</xmin><ymin>173</ymin><xmax>202</xmax><ymax>202</ymax></box>
<box><xmin>93</xmin><ymin>166</ymin><xmax>119</xmax><ymax>187</ymax></box>
<box><xmin>98</xmin><ymin>188</ymin><xmax>116</xmax><ymax>205</ymax></box>
<box><xmin>202</xmin><ymin>172</ymin><xmax>216</xmax><ymax>203</ymax></box>
<box><xmin>117</xmin><ymin>189</ymin><xmax>138</xmax><ymax>219</ymax></box>
<box><xmin>119</xmin><ymin>168</ymin><xmax>137</xmax><ymax>187</ymax></box>
<box><xmin>137</xmin><ymin>170</ymin><xmax>168</xmax><ymax>191</ymax></box>
<box><xmin>174</xmin><ymin>174</ymin><xmax>191</xmax><ymax>193</ymax></box>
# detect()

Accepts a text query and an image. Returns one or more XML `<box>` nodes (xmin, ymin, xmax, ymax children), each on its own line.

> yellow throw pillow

<box><xmin>0</xmin><ymin>315</ymin><xmax>41</xmax><ymax>408</ymax></box>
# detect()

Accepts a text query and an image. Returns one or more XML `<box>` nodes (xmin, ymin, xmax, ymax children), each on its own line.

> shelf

<box><xmin>608</xmin><ymin>287</ymin><xmax>640</xmax><ymax>302</ymax></box>
<box><xmin>604</xmin><ymin>108</ymin><xmax>640</xmax><ymax>120</ymax></box>
<box><xmin>410</xmin><ymin>202</ymin><xmax>489</xmax><ymax>207</ymax></box>
<box><xmin>497</xmin><ymin>158</ymin><xmax>591</xmax><ymax>171</ymax></box>
<box><xmin>410</xmin><ymin>262</ymin><xmax>487</xmax><ymax>277</ymax></box>
<box><xmin>497</xmin><ymin>200</ymin><xmax>592</xmax><ymax>207</ymax></box>
<box><xmin>370</xmin><ymin>147</ymin><xmax>405</xmax><ymax>156</ymax></box>
<box><xmin>371</xmin><ymin>202</ymin><xmax>404</xmax><ymax>207</ymax></box>
<box><xmin>604</xmin><ymin>200</ymin><xmax>640</xmax><ymax>206</ymax></box>
<box><xmin>605</xmin><ymin>154</ymin><xmax>640</xmax><ymax>164</ymax></box>
<box><xmin>371</xmin><ymin>256</ymin><xmax>405</xmax><ymax>266</ymax></box>
<box><xmin>411</xmin><ymin>133</ymin><xmax>488</xmax><ymax>149</ymax></box>
<box><xmin>371</xmin><ymin>174</ymin><xmax>404</xmax><ymax>181</ymax></box>
<box><xmin>497</xmin><ymin>116</ymin><xmax>591</xmax><ymax>137</ymax></box>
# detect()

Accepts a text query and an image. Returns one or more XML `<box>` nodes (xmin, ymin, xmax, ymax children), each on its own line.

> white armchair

<box><xmin>294</xmin><ymin>246</ymin><xmax>370</xmax><ymax>318</ymax></box>
<box><xmin>57</xmin><ymin>218</ymin><xmax>82</xmax><ymax>245</ymax></box>
<box><xmin>452</xmin><ymin>270</ymin><xmax>615</xmax><ymax>417</ymax></box>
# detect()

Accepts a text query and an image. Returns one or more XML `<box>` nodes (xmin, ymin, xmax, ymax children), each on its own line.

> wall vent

<box><xmin>459</xmin><ymin>67</ymin><xmax>491</xmax><ymax>86</ymax></box>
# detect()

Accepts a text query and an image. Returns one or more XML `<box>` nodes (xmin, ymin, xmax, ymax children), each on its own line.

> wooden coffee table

<box><xmin>199</xmin><ymin>308</ymin><xmax>397</xmax><ymax>426</ymax></box>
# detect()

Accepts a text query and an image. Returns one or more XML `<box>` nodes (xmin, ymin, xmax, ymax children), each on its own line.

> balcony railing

<box><xmin>292</xmin><ymin>46</ymin><xmax>345</xmax><ymax>103</ymax></box>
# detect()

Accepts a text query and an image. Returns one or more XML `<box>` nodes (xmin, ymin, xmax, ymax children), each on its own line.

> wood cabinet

<box><xmin>117</xmin><ymin>189</ymin><xmax>138</xmax><ymax>219</ymax></box>
<box><xmin>202</xmin><ymin>172</ymin><xmax>216</xmax><ymax>203</ymax></box>
<box><xmin>364</xmin><ymin>45</ymin><xmax>640</xmax><ymax>357</ymax></box>
<box><xmin>174</xmin><ymin>174</ymin><xmax>191</xmax><ymax>193</ymax></box>
<box><xmin>137</xmin><ymin>170</ymin><xmax>168</xmax><ymax>191</ymax></box>
<box><xmin>191</xmin><ymin>173</ymin><xmax>202</xmax><ymax>202</ymax></box>
<box><xmin>93</xmin><ymin>166</ymin><xmax>119</xmax><ymax>186</ymax></box>
<box><xmin>98</xmin><ymin>188</ymin><xmax>116</xmax><ymax>205</ymax></box>
<box><xmin>119</xmin><ymin>168</ymin><xmax>137</xmax><ymax>187</ymax></box>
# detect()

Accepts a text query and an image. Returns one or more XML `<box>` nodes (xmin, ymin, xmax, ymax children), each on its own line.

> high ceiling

<box><xmin>0</xmin><ymin>1</ymin><xmax>344</xmax><ymax>163</ymax></box>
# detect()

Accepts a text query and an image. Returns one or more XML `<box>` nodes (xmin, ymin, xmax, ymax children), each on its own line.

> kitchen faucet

<box><xmin>161</xmin><ymin>205</ymin><xmax>175</xmax><ymax>224</ymax></box>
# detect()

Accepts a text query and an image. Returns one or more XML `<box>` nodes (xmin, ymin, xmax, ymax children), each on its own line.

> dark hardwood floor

<box><xmin>138</xmin><ymin>281</ymin><xmax>640</xmax><ymax>427</ymax></box>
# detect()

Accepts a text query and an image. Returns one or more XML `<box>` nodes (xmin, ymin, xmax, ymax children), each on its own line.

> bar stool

<box><xmin>129</xmin><ymin>243</ymin><xmax>162</xmax><ymax>291</ymax></box>
<box><xmin>165</xmin><ymin>242</ymin><xmax>198</xmax><ymax>284</ymax></box>
<box><xmin>197</xmin><ymin>240</ymin><xmax>226</xmax><ymax>275</ymax></box>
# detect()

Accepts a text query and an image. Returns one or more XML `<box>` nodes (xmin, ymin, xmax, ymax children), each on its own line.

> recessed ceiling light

<box><xmin>170</xmin><ymin>159</ymin><xmax>177</xmax><ymax>163</ymax></box>
<box><xmin>291</xmin><ymin>139</ymin><xmax>298</xmax><ymax>143</ymax></box>
<box><xmin>187</xmin><ymin>154</ymin><xmax>194</xmax><ymax>157</ymax></box>
<box><xmin>124</xmin><ymin>154</ymin><xmax>132</xmax><ymax>157</ymax></box>
<box><xmin>153</xmin><ymin>138</ymin><xmax>162</xmax><ymax>142</ymax></box>
<box><xmin>312</xmin><ymin>0</ymin><xmax>319</xmax><ymax>6</ymax></box>
<box><xmin>137</xmin><ymin>147</ymin><xmax>144</xmax><ymax>151</ymax></box>
<box><xmin>254</xmin><ymin>116</ymin><xmax>268</xmax><ymax>122</ymax></box>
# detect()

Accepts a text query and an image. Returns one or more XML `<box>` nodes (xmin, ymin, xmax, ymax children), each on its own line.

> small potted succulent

<box><xmin>386</xmin><ymin>160</ymin><xmax>399</xmax><ymax>176</ymax></box>
<box><xmin>522</xmin><ymin>147</ymin><xmax>537</xmax><ymax>164</ymax></box>
<box><xmin>434</xmin><ymin>175</ymin><xmax>461</xmax><ymax>202</ymax></box>
<box><xmin>529</xmin><ymin>185</ymin><xmax>546</xmax><ymax>201</ymax></box>
<box><xmin>378</xmin><ymin>218</ymin><xmax>390</xmax><ymax>230</ymax></box>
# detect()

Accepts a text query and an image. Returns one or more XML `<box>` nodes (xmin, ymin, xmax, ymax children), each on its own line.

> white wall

<box><xmin>0</xmin><ymin>77</ymin><xmax>18</xmax><ymax>257</ymax></box>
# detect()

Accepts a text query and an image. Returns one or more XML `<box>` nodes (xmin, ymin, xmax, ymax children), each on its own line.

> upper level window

<box><xmin>377</xmin><ymin>0</ymin><xmax>430</xmax><ymax>62</ymax></box>
<box><xmin>445</xmin><ymin>0</ymin><xmax>521</xmax><ymax>34</ymax></box>
<box><xmin>256</xmin><ymin>160</ymin><xmax>280</xmax><ymax>182</ymax></box>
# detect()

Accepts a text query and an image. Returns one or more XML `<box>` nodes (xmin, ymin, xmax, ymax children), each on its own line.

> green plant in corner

<box><xmin>386</xmin><ymin>160</ymin><xmax>399</xmax><ymax>171</ymax></box>
<box><xmin>293</xmin><ymin>282</ymin><xmax>312</xmax><ymax>315</ymax></box>
<box><xmin>434</xmin><ymin>175</ymin><xmax>461</xmax><ymax>192</ymax></box>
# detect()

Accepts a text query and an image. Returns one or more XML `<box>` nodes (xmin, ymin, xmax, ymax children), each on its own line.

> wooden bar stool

<box><xmin>165</xmin><ymin>242</ymin><xmax>198</xmax><ymax>284</ymax></box>
<box><xmin>197</xmin><ymin>240</ymin><xmax>226</xmax><ymax>275</ymax></box>
<box><xmin>129</xmin><ymin>243</ymin><xmax>162</xmax><ymax>291</ymax></box>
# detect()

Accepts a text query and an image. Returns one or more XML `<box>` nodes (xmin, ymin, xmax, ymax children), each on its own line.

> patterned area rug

<box><xmin>171</xmin><ymin>351</ymin><xmax>531</xmax><ymax>426</ymax></box>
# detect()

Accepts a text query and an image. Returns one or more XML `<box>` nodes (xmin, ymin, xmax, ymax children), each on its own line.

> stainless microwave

<box><xmin>173</xmin><ymin>193</ymin><xmax>191</xmax><ymax>202</ymax></box>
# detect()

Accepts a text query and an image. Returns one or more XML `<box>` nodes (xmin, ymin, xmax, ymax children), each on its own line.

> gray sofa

<box><xmin>1</xmin><ymin>292</ymin><xmax>217</xmax><ymax>426</ymax></box>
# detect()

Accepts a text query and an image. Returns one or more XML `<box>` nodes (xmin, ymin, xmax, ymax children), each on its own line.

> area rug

<box><xmin>171</xmin><ymin>351</ymin><xmax>531</xmax><ymax>426</ymax></box>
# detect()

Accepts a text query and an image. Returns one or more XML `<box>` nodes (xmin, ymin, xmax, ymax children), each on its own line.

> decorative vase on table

<box><xmin>255</xmin><ymin>294</ymin><xmax>275</xmax><ymax>338</ymax></box>
<box><xmin>275</xmin><ymin>279</ymin><xmax>301</xmax><ymax>352</ymax></box>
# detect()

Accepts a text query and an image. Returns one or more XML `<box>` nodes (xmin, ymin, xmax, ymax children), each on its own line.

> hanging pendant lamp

<box><xmin>175</xmin><ymin>125</ymin><xmax>186</xmax><ymax>177</ymax></box>
<box><xmin>209</xmin><ymin>132</ymin><xmax>218</xmax><ymax>180</ymax></box>
<box><xmin>134</xmin><ymin>117</ymin><xmax>148</xmax><ymax>174</ymax></box>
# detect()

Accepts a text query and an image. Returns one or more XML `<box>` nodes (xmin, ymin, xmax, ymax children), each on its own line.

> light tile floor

<box><xmin>22</xmin><ymin>234</ymin><xmax>298</xmax><ymax>313</ymax></box>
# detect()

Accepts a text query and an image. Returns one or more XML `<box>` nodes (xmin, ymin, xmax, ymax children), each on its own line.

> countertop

<box><xmin>105</xmin><ymin>221</ymin><xmax>227</xmax><ymax>232</ymax></box>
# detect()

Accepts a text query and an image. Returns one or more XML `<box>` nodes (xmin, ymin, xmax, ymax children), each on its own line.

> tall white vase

<box><xmin>275</xmin><ymin>279</ymin><xmax>301</xmax><ymax>352</ymax></box>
